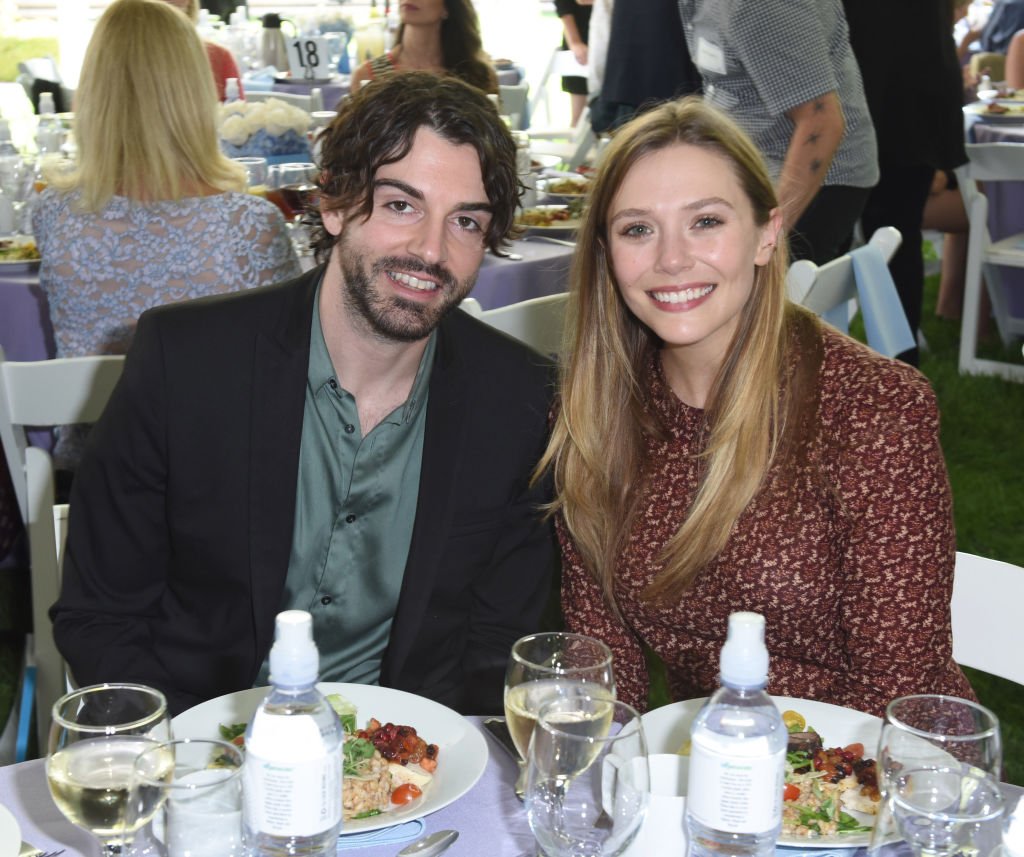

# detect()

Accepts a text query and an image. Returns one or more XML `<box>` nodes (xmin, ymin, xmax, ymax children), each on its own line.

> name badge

<box><xmin>695</xmin><ymin>36</ymin><xmax>726</xmax><ymax>76</ymax></box>
<box><xmin>287</xmin><ymin>37</ymin><xmax>329</xmax><ymax>80</ymax></box>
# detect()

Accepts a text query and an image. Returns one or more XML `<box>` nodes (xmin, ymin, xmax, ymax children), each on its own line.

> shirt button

<box><xmin>320</xmin><ymin>595</ymin><xmax>332</xmax><ymax>605</ymax></box>
<box><xmin>328</xmin><ymin>378</ymin><xmax>338</xmax><ymax>389</ymax></box>
<box><xmin>345</xmin><ymin>514</ymin><xmax>356</xmax><ymax>523</ymax></box>
<box><xmin>344</xmin><ymin>423</ymin><xmax>355</xmax><ymax>434</ymax></box>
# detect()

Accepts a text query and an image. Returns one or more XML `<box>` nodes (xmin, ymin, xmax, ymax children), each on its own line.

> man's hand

<box><xmin>777</xmin><ymin>91</ymin><xmax>845</xmax><ymax>230</ymax></box>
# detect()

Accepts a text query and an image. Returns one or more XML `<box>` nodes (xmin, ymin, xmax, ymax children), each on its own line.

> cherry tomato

<box><xmin>391</xmin><ymin>783</ymin><xmax>423</xmax><ymax>805</ymax></box>
<box><xmin>843</xmin><ymin>743</ymin><xmax>864</xmax><ymax>760</ymax></box>
<box><xmin>231</xmin><ymin>735</ymin><xmax>245</xmax><ymax>747</ymax></box>
<box><xmin>783</xmin><ymin>783</ymin><xmax>800</xmax><ymax>802</ymax></box>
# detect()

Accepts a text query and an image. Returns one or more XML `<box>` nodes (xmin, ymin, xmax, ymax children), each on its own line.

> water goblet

<box><xmin>125</xmin><ymin>739</ymin><xmax>245</xmax><ymax>857</ymax></box>
<box><xmin>46</xmin><ymin>683</ymin><xmax>172</xmax><ymax>855</ymax></box>
<box><xmin>231</xmin><ymin>156</ymin><xmax>269</xmax><ymax>197</ymax></box>
<box><xmin>504</xmin><ymin>632</ymin><xmax>615</xmax><ymax>799</ymax></box>
<box><xmin>525</xmin><ymin>693</ymin><xmax>649</xmax><ymax>857</ymax></box>
<box><xmin>869</xmin><ymin>694</ymin><xmax>1004</xmax><ymax>857</ymax></box>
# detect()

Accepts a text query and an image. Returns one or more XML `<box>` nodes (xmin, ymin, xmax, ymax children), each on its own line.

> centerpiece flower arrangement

<box><xmin>219</xmin><ymin>97</ymin><xmax>312</xmax><ymax>159</ymax></box>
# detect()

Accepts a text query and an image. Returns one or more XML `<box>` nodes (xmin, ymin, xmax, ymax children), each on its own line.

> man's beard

<box><xmin>339</xmin><ymin>243</ymin><xmax>478</xmax><ymax>344</ymax></box>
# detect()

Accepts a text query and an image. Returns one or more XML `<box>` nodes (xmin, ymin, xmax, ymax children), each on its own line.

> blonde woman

<box><xmin>32</xmin><ymin>0</ymin><xmax>299</xmax><ymax>463</ymax></box>
<box><xmin>541</xmin><ymin>97</ymin><xmax>973</xmax><ymax>718</ymax></box>
<box><xmin>349</xmin><ymin>0</ymin><xmax>497</xmax><ymax>95</ymax></box>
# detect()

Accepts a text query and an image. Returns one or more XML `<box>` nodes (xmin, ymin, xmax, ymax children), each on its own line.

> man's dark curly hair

<box><xmin>309</xmin><ymin>71</ymin><xmax>520</xmax><ymax>261</ymax></box>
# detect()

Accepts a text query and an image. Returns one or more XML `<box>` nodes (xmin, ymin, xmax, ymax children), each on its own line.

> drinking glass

<box><xmin>125</xmin><ymin>739</ymin><xmax>245</xmax><ymax>857</ymax></box>
<box><xmin>869</xmin><ymin>694</ymin><xmax>1004</xmax><ymax>857</ymax></box>
<box><xmin>47</xmin><ymin>683</ymin><xmax>172</xmax><ymax>855</ymax></box>
<box><xmin>526</xmin><ymin>694</ymin><xmax>649</xmax><ymax>857</ymax></box>
<box><xmin>232</xmin><ymin>156</ymin><xmax>269</xmax><ymax>197</ymax></box>
<box><xmin>266</xmin><ymin>162</ymin><xmax>320</xmax><ymax>223</ymax></box>
<box><xmin>504</xmin><ymin>632</ymin><xmax>615</xmax><ymax>798</ymax></box>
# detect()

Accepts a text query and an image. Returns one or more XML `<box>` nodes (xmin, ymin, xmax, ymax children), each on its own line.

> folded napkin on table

<box><xmin>337</xmin><ymin>818</ymin><xmax>425</xmax><ymax>852</ymax></box>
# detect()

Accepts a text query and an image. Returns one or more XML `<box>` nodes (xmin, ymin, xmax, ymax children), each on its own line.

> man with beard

<box><xmin>50</xmin><ymin>73</ymin><xmax>557</xmax><ymax>716</ymax></box>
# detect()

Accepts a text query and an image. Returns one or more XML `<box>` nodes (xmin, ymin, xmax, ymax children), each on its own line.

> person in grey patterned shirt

<box><xmin>677</xmin><ymin>0</ymin><xmax>879</xmax><ymax>264</ymax></box>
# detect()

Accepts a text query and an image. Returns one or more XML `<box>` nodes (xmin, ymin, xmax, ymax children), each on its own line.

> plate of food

<box><xmin>0</xmin><ymin>237</ymin><xmax>40</xmax><ymax>269</ymax></box>
<box><xmin>530</xmin><ymin>153</ymin><xmax>564</xmax><ymax>172</ymax></box>
<box><xmin>964</xmin><ymin>101</ymin><xmax>1024</xmax><ymax>122</ymax></box>
<box><xmin>641</xmin><ymin>695</ymin><xmax>883</xmax><ymax>848</ymax></box>
<box><xmin>537</xmin><ymin>175</ymin><xmax>591</xmax><ymax>200</ymax></box>
<box><xmin>516</xmin><ymin>203</ymin><xmax>582</xmax><ymax>231</ymax></box>
<box><xmin>172</xmin><ymin>682</ymin><xmax>488</xmax><ymax>835</ymax></box>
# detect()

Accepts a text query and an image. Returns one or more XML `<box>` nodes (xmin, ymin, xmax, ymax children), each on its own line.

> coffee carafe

<box><xmin>261</xmin><ymin>13</ymin><xmax>291</xmax><ymax>70</ymax></box>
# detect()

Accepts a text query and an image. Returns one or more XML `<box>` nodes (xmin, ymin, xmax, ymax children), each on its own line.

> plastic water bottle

<box><xmin>224</xmin><ymin>77</ymin><xmax>241</xmax><ymax>103</ymax></box>
<box><xmin>35</xmin><ymin>92</ymin><xmax>63</xmax><ymax>156</ymax></box>
<box><xmin>685</xmin><ymin>612</ymin><xmax>786</xmax><ymax>857</ymax></box>
<box><xmin>243</xmin><ymin>611</ymin><xmax>343</xmax><ymax>856</ymax></box>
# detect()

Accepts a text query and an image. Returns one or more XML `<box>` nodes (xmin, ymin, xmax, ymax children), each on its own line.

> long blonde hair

<box><xmin>56</xmin><ymin>0</ymin><xmax>244</xmax><ymax>210</ymax></box>
<box><xmin>540</xmin><ymin>97</ymin><xmax>819</xmax><ymax>607</ymax></box>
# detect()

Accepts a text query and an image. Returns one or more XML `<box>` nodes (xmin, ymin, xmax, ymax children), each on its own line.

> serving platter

<box><xmin>641</xmin><ymin>695</ymin><xmax>883</xmax><ymax>849</ymax></box>
<box><xmin>172</xmin><ymin>682</ymin><xmax>488</xmax><ymax>835</ymax></box>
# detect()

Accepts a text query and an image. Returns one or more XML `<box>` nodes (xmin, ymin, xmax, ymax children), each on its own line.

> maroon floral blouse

<box><xmin>559</xmin><ymin>327</ymin><xmax>974</xmax><ymax>718</ymax></box>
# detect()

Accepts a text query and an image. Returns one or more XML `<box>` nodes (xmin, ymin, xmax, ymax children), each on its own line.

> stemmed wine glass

<box><xmin>869</xmin><ymin>694</ymin><xmax>1004</xmax><ymax>857</ymax></box>
<box><xmin>504</xmin><ymin>632</ymin><xmax>615</xmax><ymax>798</ymax></box>
<box><xmin>231</xmin><ymin>156</ymin><xmax>269</xmax><ymax>197</ymax></box>
<box><xmin>266</xmin><ymin>161</ymin><xmax>319</xmax><ymax>256</ymax></box>
<box><xmin>47</xmin><ymin>683</ymin><xmax>172</xmax><ymax>855</ymax></box>
<box><xmin>525</xmin><ymin>693</ymin><xmax>649</xmax><ymax>857</ymax></box>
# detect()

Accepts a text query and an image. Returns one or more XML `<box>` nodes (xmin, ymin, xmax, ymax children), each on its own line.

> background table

<box><xmin>966</xmin><ymin>118</ymin><xmax>1024</xmax><ymax>319</ymax></box>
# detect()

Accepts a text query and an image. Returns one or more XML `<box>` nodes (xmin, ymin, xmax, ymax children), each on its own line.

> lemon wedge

<box><xmin>782</xmin><ymin>710</ymin><xmax>806</xmax><ymax>732</ymax></box>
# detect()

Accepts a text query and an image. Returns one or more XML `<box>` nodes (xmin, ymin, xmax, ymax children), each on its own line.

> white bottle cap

<box><xmin>720</xmin><ymin>611</ymin><xmax>769</xmax><ymax>687</ymax></box>
<box><xmin>38</xmin><ymin>92</ymin><xmax>55</xmax><ymax>116</ymax></box>
<box><xmin>225</xmin><ymin>78</ymin><xmax>241</xmax><ymax>101</ymax></box>
<box><xmin>1005</xmin><ymin>796</ymin><xmax>1024</xmax><ymax>857</ymax></box>
<box><xmin>269</xmin><ymin>610</ymin><xmax>319</xmax><ymax>687</ymax></box>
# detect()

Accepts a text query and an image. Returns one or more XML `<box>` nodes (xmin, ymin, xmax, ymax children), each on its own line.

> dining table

<box><xmin>0</xmin><ymin>238</ymin><xmax>574</xmax><ymax>364</ymax></box>
<box><xmin>2</xmin><ymin>714</ymin><xmax>1022</xmax><ymax>857</ymax></box>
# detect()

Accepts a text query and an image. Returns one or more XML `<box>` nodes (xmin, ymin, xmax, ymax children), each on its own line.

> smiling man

<box><xmin>50</xmin><ymin>73</ymin><xmax>557</xmax><ymax>716</ymax></box>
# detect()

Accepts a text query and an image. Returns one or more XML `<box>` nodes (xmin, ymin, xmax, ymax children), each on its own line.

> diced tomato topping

<box><xmin>783</xmin><ymin>783</ymin><xmax>800</xmax><ymax>802</ymax></box>
<box><xmin>391</xmin><ymin>783</ymin><xmax>422</xmax><ymax>805</ymax></box>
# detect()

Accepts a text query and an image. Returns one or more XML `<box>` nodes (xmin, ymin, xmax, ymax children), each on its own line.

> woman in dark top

<box><xmin>555</xmin><ymin>0</ymin><xmax>592</xmax><ymax>126</ymax></box>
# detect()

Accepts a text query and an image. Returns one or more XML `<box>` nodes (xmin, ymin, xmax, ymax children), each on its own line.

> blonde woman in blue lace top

<box><xmin>32</xmin><ymin>0</ymin><xmax>300</xmax><ymax>361</ymax></box>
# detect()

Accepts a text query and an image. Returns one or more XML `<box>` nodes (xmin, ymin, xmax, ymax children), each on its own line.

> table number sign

<box><xmin>287</xmin><ymin>37</ymin><xmax>329</xmax><ymax>81</ymax></box>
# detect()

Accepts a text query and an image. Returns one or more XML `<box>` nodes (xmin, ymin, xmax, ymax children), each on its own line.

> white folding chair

<box><xmin>951</xmin><ymin>551</ymin><xmax>1024</xmax><ymax>686</ymax></box>
<box><xmin>245</xmin><ymin>89</ymin><xmax>323</xmax><ymax>113</ymax></box>
<box><xmin>0</xmin><ymin>349</ymin><xmax>125</xmax><ymax>755</ymax></box>
<box><xmin>955</xmin><ymin>143</ymin><xmax>1024</xmax><ymax>383</ymax></box>
<box><xmin>786</xmin><ymin>226</ymin><xmax>912</xmax><ymax>358</ymax></box>
<box><xmin>477</xmin><ymin>293</ymin><xmax>568</xmax><ymax>359</ymax></box>
<box><xmin>529</xmin><ymin>106</ymin><xmax>598</xmax><ymax>171</ymax></box>
<box><xmin>498</xmin><ymin>82</ymin><xmax>530</xmax><ymax>131</ymax></box>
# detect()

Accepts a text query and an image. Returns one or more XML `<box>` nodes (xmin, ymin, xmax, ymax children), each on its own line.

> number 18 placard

<box><xmin>287</xmin><ymin>37</ymin><xmax>330</xmax><ymax>81</ymax></box>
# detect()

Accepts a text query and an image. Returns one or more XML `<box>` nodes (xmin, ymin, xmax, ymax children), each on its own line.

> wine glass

<box><xmin>504</xmin><ymin>632</ymin><xmax>615</xmax><ymax>798</ymax></box>
<box><xmin>266</xmin><ymin>161</ymin><xmax>319</xmax><ymax>256</ymax></box>
<box><xmin>525</xmin><ymin>693</ymin><xmax>649</xmax><ymax>857</ymax></box>
<box><xmin>47</xmin><ymin>683</ymin><xmax>172</xmax><ymax>855</ymax></box>
<box><xmin>869</xmin><ymin>694</ymin><xmax>1004</xmax><ymax>857</ymax></box>
<box><xmin>231</xmin><ymin>156</ymin><xmax>269</xmax><ymax>197</ymax></box>
<box><xmin>125</xmin><ymin>739</ymin><xmax>245</xmax><ymax>857</ymax></box>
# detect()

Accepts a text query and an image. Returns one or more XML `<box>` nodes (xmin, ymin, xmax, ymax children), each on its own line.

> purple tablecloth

<box><xmin>967</xmin><ymin>119</ymin><xmax>1024</xmax><ymax>318</ymax></box>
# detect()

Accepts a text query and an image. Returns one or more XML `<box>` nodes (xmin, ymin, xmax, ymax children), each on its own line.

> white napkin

<box><xmin>336</xmin><ymin>818</ymin><xmax>425</xmax><ymax>852</ymax></box>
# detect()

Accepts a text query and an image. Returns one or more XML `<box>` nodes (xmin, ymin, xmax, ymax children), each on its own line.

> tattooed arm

<box><xmin>778</xmin><ymin>91</ymin><xmax>845</xmax><ymax>229</ymax></box>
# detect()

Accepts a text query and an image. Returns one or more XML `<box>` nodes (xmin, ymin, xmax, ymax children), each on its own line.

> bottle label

<box><xmin>243</xmin><ymin>713</ymin><xmax>342</xmax><ymax>836</ymax></box>
<box><xmin>687</xmin><ymin>735</ymin><xmax>784</xmax><ymax>834</ymax></box>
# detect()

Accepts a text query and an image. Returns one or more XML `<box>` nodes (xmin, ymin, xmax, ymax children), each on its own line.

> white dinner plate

<box><xmin>964</xmin><ymin>101</ymin><xmax>1024</xmax><ymax>122</ymax></box>
<box><xmin>530</xmin><ymin>153</ymin><xmax>563</xmax><ymax>172</ymax></box>
<box><xmin>0</xmin><ymin>803</ymin><xmax>20</xmax><ymax>857</ymax></box>
<box><xmin>172</xmin><ymin>682</ymin><xmax>489</xmax><ymax>835</ymax></box>
<box><xmin>537</xmin><ymin>176</ymin><xmax>590</xmax><ymax>200</ymax></box>
<box><xmin>516</xmin><ymin>204</ymin><xmax>582</xmax><ymax>231</ymax></box>
<box><xmin>641</xmin><ymin>695</ymin><xmax>883</xmax><ymax>849</ymax></box>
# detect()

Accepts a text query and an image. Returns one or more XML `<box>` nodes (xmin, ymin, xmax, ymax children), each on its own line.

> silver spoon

<box><xmin>396</xmin><ymin>828</ymin><xmax>459</xmax><ymax>857</ymax></box>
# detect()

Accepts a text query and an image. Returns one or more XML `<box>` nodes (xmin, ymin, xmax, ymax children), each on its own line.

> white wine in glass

<box><xmin>503</xmin><ymin>632</ymin><xmax>615</xmax><ymax>797</ymax></box>
<box><xmin>47</xmin><ymin>683</ymin><xmax>172</xmax><ymax>855</ymax></box>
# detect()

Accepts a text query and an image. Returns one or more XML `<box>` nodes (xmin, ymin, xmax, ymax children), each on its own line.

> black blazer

<box><xmin>51</xmin><ymin>267</ymin><xmax>558</xmax><ymax>715</ymax></box>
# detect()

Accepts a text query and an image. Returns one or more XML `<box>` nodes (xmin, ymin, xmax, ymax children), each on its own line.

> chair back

<box><xmin>954</xmin><ymin>143</ymin><xmax>1024</xmax><ymax>382</ymax></box>
<box><xmin>0</xmin><ymin>349</ymin><xmax>125</xmax><ymax>755</ymax></box>
<box><xmin>498</xmin><ymin>82</ymin><xmax>530</xmax><ymax>131</ymax></box>
<box><xmin>477</xmin><ymin>293</ymin><xmax>568</xmax><ymax>358</ymax></box>
<box><xmin>786</xmin><ymin>226</ymin><xmax>913</xmax><ymax>357</ymax></box>
<box><xmin>951</xmin><ymin>551</ymin><xmax>1024</xmax><ymax>686</ymax></box>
